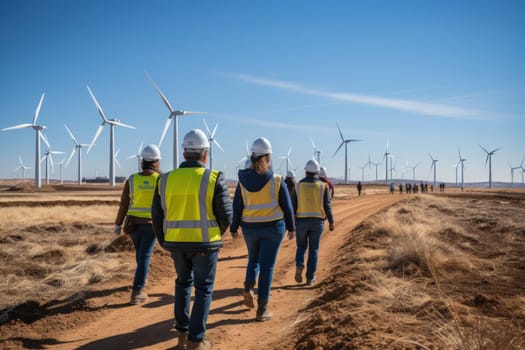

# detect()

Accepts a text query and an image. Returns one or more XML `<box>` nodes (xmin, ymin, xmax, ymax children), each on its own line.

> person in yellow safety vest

<box><xmin>292</xmin><ymin>159</ymin><xmax>335</xmax><ymax>286</ymax></box>
<box><xmin>114</xmin><ymin>144</ymin><xmax>162</xmax><ymax>305</ymax></box>
<box><xmin>230</xmin><ymin>137</ymin><xmax>296</xmax><ymax>322</ymax></box>
<box><xmin>151</xmin><ymin>129</ymin><xmax>232</xmax><ymax>350</ymax></box>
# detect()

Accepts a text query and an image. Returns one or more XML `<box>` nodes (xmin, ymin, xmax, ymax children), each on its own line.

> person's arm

<box><xmin>115</xmin><ymin>179</ymin><xmax>130</xmax><ymax>226</ymax></box>
<box><xmin>291</xmin><ymin>182</ymin><xmax>298</xmax><ymax>214</ymax></box>
<box><xmin>323</xmin><ymin>185</ymin><xmax>334</xmax><ymax>227</ymax></box>
<box><xmin>230</xmin><ymin>184</ymin><xmax>243</xmax><ymax>234</ymax></box>
<box><xmin>278</xmin><ymin>180</ymin><xmax>295</xmax><ymax>233</ymax></box>
<box><xmin>212</xmin><ymin>171</ymin><xmax>233</xmax><ymax>234</ymax></box>
<box><xmin>151</xmin><ymin>177</ymin><xmax>165</xmax><ymax>246</ymax></box>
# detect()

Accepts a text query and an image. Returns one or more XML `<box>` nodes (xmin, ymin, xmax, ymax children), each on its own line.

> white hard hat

<box><xmin>305</xmin><ymin>159</ymin><xmax>320</xmax><ymax>174</ymax></box>
<box><xmin>182</xmin><ymin>129</ymin><xmax>210</xmax><ymax>150</ymax></box>
<box><xmin>287</xmin><ymin>170</ymin><xmax>295</xmax><ymax>178</ymax></box>
<box><xmin>141</xmin><ymin>144</ymin><xmax>161</xmax><ymax>161</ymax></box>
<box><xmin>250</xmin><ymin>137</ymin><xmax>272</xmax><ymax>156</ymax></box>
<box><xmin>319</xmin><ymin>166</ymin><xmax>328</xmax><ymax>177</ymax></box>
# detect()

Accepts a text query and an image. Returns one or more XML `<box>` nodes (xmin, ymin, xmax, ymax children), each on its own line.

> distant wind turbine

<box><xmin>146</xmin><ymin>72</ymin><xmax>206</xmax><ymax>169</ymax></box>
<box><xmin>479</xmin><ymin>145</ymin><xmax>502</xmax><ymax>188</ymax></box>
<box><xmin>332</xmin><ymin>124</ymin><xmax>362</xmax><ymax>184</ymax></box>
<box><xmin>280</xmin><ymin>147</ymin><xmax>294</xmax><ymax>175</ymax></box>
<box><xmin>2</xmin><ymin>93</ymin><xmax>46</xmax><ymax>188</ymax></box>
<box><xmin>41</xmin><ymin>144</ymin><xmax>65</xmax><ymax>185</ymax></box>
<box><xmin>508</xmin><ymin>161</ymin><xmax>521</xmax><ymax>185</ymax></box>
<box><xmin>128</xmin><ymin>141</ymin><xmax>144</xmax><ymax>172</ymax></box>
<box><xmin>203</xmin><ymin>119</ymin><xmax>224</xmax><ymax>170</ymax></box>
<box><xmin>429</xmin><ymin>153</ymin><xmax>438</xmax><ymax>186</ymax></box>
<box><xmin>64</xmin><ymin>125</ymin><xmax>91</xmax><ymax>184</ymax></box>
<box><xmin>311</xmin><ymin>138</ymin><xmax>321</xmax><ymax>165</ymax></box>
<box><xmin>458</xmin><ymin>148</ymin><xmax>466</xmax><ymax>190</ymax></box>
<box><xmin>383</xmin><ymin>139</ymin><xmax>391</xmax><ymax>184</ymax></box>
<box><xmin>407</xmin><ymin>162</ymin><xmax>420</xmax><ymax>181</ymax></box>
<box><xmin>86</xmin><ymin>85</ymin><xmax>135</xmax><ymax>186</ymax></box>
<box><xmin>55</xmin><ymin>157</ymin><xmax>67</xmax><ymax>184</ymax></box>
<box><xmin>15</xmin><ymin>155</ymin><xmax>32</xmax><ymax>179</ymax></box>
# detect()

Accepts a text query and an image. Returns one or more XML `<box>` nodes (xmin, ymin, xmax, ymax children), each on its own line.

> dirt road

<box><xmin>48</xmin><ymin>193</ymin><xmax>401</xmax><ymax>350</ymax></box>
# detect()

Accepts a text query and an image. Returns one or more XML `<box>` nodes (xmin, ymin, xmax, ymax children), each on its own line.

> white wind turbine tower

<box><xmin>2</xmin><ymin>93</ymin><xmax>47</xmax><ymax>188</ymax></box>
<box><xmin>203</xmin><ymin>119</ymin><xmax>224</xmax><ymax>170</ymax></box>
<box><xmin>429</xmin><ymin>153</ymin><xmax>438</xmax><ymax>187</ymax></box>
<box><xmin>86</xmin><ymin>86</ymin><xmax>135</xmax><ymax>186</ymax></box>
<box><xmin>407</xmin><ymin>162</ymin><xmax>420</xmax><ymax>181</ymax></box>
<box><xmin>64</xmin><ymin>125</ymin><xmax>90</xmax><ymax>184</ymax></box>
<box><xmin>16</xmin><ymin>156</ymin><xmax>32</xmax><ymax>179</ymax></box>
<box><xmin>146</xmin><ymin>72</ymin><xmax>206</xmax><ymax>169</ymax></box>
<box><xmin>383</xmin><ymin>139</ymin><xmax>391</xmax><ymax>184</ymax></box>
<box><xmin>479</xmin><ymin>145</ymin><xmax>502</xmax><ymax>188</ymax></box>
<box><xmin>311</xmin><ymin>138</ymin><xmax>321</xmax><ymax>165</ymax></box>
<box><xmin>333</xmin><ymin>124</ymin><xmax>362</xmax><ymax>184</ymax></box>
<box><xmin>458</xmin><ymin>148</ymin><xmax>466</xmax><ymax>190</ymax></box>
<box><xmin>41</xmin><ymin>143</ymin><xmax>65</xmax><ymax>185</ymax></box>
<box><xmin>55</xmin><ymin>157</ymin><xmax>66</xmax><ymax>184</ymax></box>
<box><xmin>128</xmin><ymin>141</ymin><xmax>144</xmax><ymax>172</ymax></box>
<box><xmin>280</xmin><ymin>147</ymin><xmax>293</xmax><ymax>175</ymax></box>
<box><xmin>508</xmin><ymin>161</ymin><xmax>521</xmax><ymax>185</ymax></box>
<box><xmin>237</xmin><ymin>141</ymin><xmax>251</xmax><ymax>169</ymax></box>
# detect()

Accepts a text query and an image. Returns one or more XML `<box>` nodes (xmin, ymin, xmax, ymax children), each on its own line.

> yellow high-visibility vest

<box><xmin>240</xmin><ymin>175</ymin><xmax>284</xmax><ymax>222</ymax></box>
<box><xmin>296</xmin><ymin>181</ymin><xmax>327</xmax><ymax>219</ymax></box>
<box><xmin>159</xmin><ymin>167</ymin><xmax>221</xmax><ymax>243</ymax></box>
<box><xmin>127</xmin><ymin>172</ymin><xmax>159</xmax><ymax>219</ymax></box>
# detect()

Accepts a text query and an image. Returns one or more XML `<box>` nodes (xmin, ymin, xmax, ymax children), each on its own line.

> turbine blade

<box><xmin>332</xmin><ymin>142</ymin><xmax>344</xmax><ymax>158</ymax></box>
<box><xmin>88</xmin><ymin>124</ymin><xmax>104</xmax><ymax>153</ymax></box>
<box><xmin>33</xmin><ymin>93</ymin><xmax>45</xmax><ymax>125</ymax></box>
<box><xmin>479</xmin><ymin>145</ymin><xmax>489</xmax><ymax>154</ymax></box>
<box><xmin>40</xmin><ymin>133</ymin><xmax>51</xmax><ymax>148</ymax></box>
<box><xmin>492</xmin><ymin>147</ymin><xmax>502</xmax><ymax>154</ymax></box>
<box><xmin>146</xmin><ymin>72</ymin><xmax>175</xmax><ymax>113</ymax></box>
<box><xmin>110</xmin><ymin>120</ymin><xmax>136</xmax><ymax>129</ymax></box>
<box><xmin>181</xmin><ymin>111</ymin><xmax>207</xmax><ymax>115</ymax></box>
<box><xmin>64</xmin><ymin>124</ymin><xmax>79</xmax><ymax>145</ymax></box>
<box><xmin>336</xmin><ymin>123</ymin><xmax>344</xmax><ymax>141</ymax></box>
<box><xmin>158</xmin><ymin>117</ymin><xmax>172</xmax><ymax>147</ymax></box>
<box><xmin>310</xmin><ymin>138</ymin><xmax>317</xmax><ymax>150</ymax></box>
<box><xmin>49</xmin><ymin>154</ymin><xmax>55</xmax><ymax>172</ymax></box>
<box><xmin>2</xmin><ymin>123</ymin><xmax>34</xmax><ymax>131</ymax></box>
<box><xmin>485</xmin><ymin>154</ymin><xmax>489</xmax><ymax>167</ymax></box>
<box><xmin>18</xmin><ymin>155</ymin><xmax>23</xmax><ymax>165</ymax></box>
<box><xmin>137</xmin><ymin>141</ymin><xmax>143</xmax><ymax>154</ymax></box>
<box><xmin>86</xmin><ymin>86</ymin><xmax>109</xmax><ymax>122</ymax></box>
<box><xmin>211</xmin><ymin>123</ymin><xmax>218</xmax><ymax>138</ymax></box>
<box><xmin>214</xmin><ymin>139</ymin><xmax>224</xmax><ymax>152</ymax></box>
<box><xmin>203</xmin><ymin>118</ymin><xmax>212</xmax><ymax>136</ymax></box>
<box><xmin>65</xmin><ymin>148</ymin><xmax>76</xmax><ymax>168</ymax></box>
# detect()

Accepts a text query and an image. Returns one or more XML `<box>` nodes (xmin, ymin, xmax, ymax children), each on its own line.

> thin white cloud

<box><xmin>226</xmin><ymin>73</ymin><xmax>499</xmax><ymax>121</ymax></box>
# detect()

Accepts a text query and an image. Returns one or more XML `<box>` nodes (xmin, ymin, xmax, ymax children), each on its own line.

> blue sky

<box><xmin>1</xmin><ymin>0</ymin><xmax>524</xmax><ymax>184</ymax></box>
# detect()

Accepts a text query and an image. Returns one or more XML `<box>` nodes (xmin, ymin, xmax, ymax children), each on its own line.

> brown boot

<box><xmin>187</xmin><ymin>338</ymin><xmax>211</xmax><ymax>350</ymax></box>
<box><xmin>256</xmin><ymin>299</ymin><xmax>273</xmax><ymax>321</ymax></box>
<box><xmin>243</xmin><ymin>289</ymin><xmax>255</xmax><ymax>308</ymax></box>
<box><xmin>129</xmin><ymin>290</ymin><xmax>148</xmax><ymax>305</ymax></box>
<box><xmin>295</xmin><ymin>265</ymin><xmax>304</xmax><ymax>283</ymax></box>
<box><xmin>177</xmin><ymin>330</ymin><xmax>188</xmax><ymax>350</ymax></box>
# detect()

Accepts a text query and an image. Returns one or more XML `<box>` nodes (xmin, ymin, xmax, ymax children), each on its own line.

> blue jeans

<box><xmin>295</xmin><ymin>219</ymin><xmax>324</xmax><ymax>281</ymax></box>
<box><xmin>171</xmin><ymin>249</ymin><xmax>219</xmax><ymax>342</ymax></box>
<box><xmin>130</xmin><ymin>224</ymin><xmax>157</xmax><ymax>291</ymax></box>
<box><xmin>242</xmin><ymin>220</ymin><xmax>285</xmax><ymax>301</ymax></box>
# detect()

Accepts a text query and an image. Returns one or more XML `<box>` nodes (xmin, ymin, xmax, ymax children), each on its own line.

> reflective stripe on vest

<box><xmin>127</xmin><ymin>172</ymin><xmax>159</xmax><ymax>218</ymax></box>
<box><xmin>296</xmin><ymin>181</ymin><xmax>326</xmax><ymax>218</ymax></box>
<box><xmin>159</xmin><ymin>168</ymin><xmax>220</xmax><ymax>243</ymax></box>
<box><xmin>240</xmin><ymin>175</ymin><xmax>284</xmax><ymax>222</ymax></box>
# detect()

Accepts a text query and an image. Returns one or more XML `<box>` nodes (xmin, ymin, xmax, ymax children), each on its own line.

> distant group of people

<box><xmin>114</xmin><ymin>131</ymin><xmax>336</xmax><ymax>350</ymax></box>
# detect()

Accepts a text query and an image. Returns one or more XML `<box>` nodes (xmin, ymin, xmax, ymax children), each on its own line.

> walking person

<box><xmin>284</xmin><ymin>170</ymin><xmax>296</xmax><ymax>198</ymax></box>
<box><xmin>356</xmin><ymin>181</ymin><xmax>362</xmax><ymax>196</ymax></box>
<box><xmin>230</xmin><ymin>137</ymin><xmax>295</xmax><ymax>322</ymax></box>
<box><xmin>152</xmin><ymin>129</ymin><xmax>232</xmax><ymax>350</ymax></box>
<box><xmin>114</xmin><ymin>144</ymin><xmax>162</xmax><ymax>305</ymax></box>
<box><xmin>319</xmin><ymin>166</ymin><xmax>335</xmax><ymax>199</ymax></box>
<box><xmin>293</xmin><ymin>160</ymin><xmax>334</xmax><ymax>286</ymax></box>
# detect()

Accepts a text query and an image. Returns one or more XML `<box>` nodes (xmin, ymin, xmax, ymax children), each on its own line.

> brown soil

<box><xmin>1</xmin><ymin>186</ymin><xmax>524</xmax><ymax>349</ymax></box>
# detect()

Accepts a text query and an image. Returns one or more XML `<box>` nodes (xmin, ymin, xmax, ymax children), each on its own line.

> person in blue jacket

<box><xmin>230</xmin><ymin>137</ymin><xmax>295</xmax><ymax>322</ymax></box>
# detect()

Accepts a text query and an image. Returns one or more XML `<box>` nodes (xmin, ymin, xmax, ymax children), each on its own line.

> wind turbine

<box><xmin>114</xmin><ymin>148</ymin><xmax>121</xmax><ymax>170</ymax></box>
<box><xmin>146</xmin><ymin>72</ymin><xmax>206</xmax><ymax>169</ymax></box>
<box><xmin>407</xmin><ymin>162</ymin><xmax>420</xmax><ymax>181</ymax></box>
<box><xmin>383</xmin><ymin>139</ymin><xmax>391</xmax><ymax>184</ymax></box>
<box><xmin>280</xmin><ymin>147</ymin><xmax>293</xmax><ymax>175</ymax></box>
<box><xmin>311</xmin><ymin>138</ymin><xmax>321</xmax><ymax>165</ymax></box>
<box><xmin>41</xmin><ymin>144</ymin><xmax>65</xmax><ymax>185</ymax></box>
<box><xmin>86</xmin><ymin>86</ymin><xmax>135</xmax><ymax>186</ymax></box>
<box><xmin>64</xmin><ymin>125</ymin><xmax>90</xmax><ymax>184</ymax></box>
<box><xmin>15</xmin><ymin>155</ymin><xmax>32</xmax><ymax>179</ymax></box>
<box><xmin>429</xmin><ymin>153</ymin><xmax>438</xmax><ymax>187</ymax></box>
<box><xmin>508</xmin><ymin>161</ymin><xmax>521</xmax><ymax>185</ymax></box>
<box><xmin>2</xmin><ymin>93</ymin><xmax>47</xmax><ymax>188</ymax></box>
<box><xmin>128</xmin><ymin>141</ymin><xmax>144</xmax><ymax>172</ymax></box>
<box><xmin>332</xmin><ymin>124</ymin><xmax>362</xmax><ymax>184</ymax></box>
<box><xmin>55</xmin><ymin>157</ymin><xmax>67</xmax><ymax>184</ymax></box>
<box><xmin>458</xmin><ymin>148</ymin><xmax>466</xmax><ymax>190</ymax></box>
<box><xmin>203</xmin><ymin>119</ymin><xmax>224</xmax><ymax>170</ymax></box>
<box><xmin>479</xmin><ymin>145</ymin><xmax>502</xmax><ymax>188</ymax></box>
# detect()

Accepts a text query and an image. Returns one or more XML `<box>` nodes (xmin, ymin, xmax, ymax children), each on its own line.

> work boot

<box><xmin>177</xmin><ymin>330</ymin><xmax>188</xmax><ymax>350</ymax></box>
<box><xmin>187</xmin><ymin>338</ymin><xmax>211</xmax><ymax>350</ymax></box>
<box><xmin>129</xmin><ymin>290</ymin><xmax>148</xmax><ymax>305</ymax></box>
<box><xmin>295</xmin><ymin>265</ymin><xmax>304</xmax><ymax>283</ymax></box>
<box><xmin>243</xmin><ymin>289</ymin><xmax>255</xmax><ymax>308</ymax></box>
<box><xmin>256</xmin><ymin>299</ymin><xmax>273</xmax><ymax>322</ymax></box>
<box><xmin>306</xmin><ymin>277</ymin><xmax>317</xmax><ymax>286</ymax></box>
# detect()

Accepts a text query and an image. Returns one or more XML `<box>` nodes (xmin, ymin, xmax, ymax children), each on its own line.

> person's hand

<box><xmin>287</xmin><ymin>231</ymin><xmax>295</xmax><ymax>240</ymax></box>
<box><xmin>329</xmin><ymin>223</ymin><xmax>335</xmax><ymax>231</ymax></box>
<box><xmin>113</xmin><ymin>225</ymin><xmax>122</xmax><ymax>235</ymax></box>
